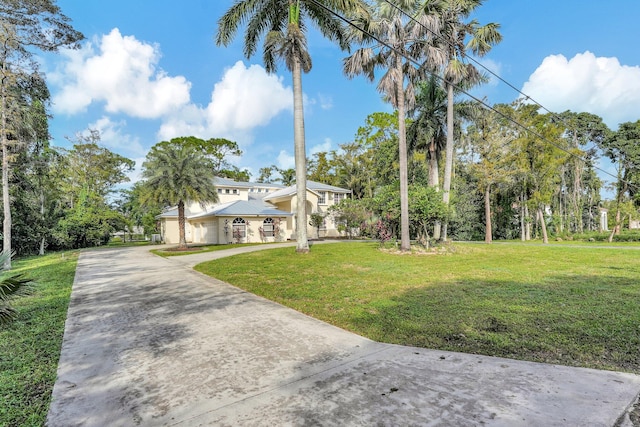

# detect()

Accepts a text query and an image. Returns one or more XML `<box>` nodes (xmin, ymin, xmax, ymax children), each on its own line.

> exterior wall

<box><xmin>216</xmin><ymin>187</ymin><xmax>249</xmax><ymax>204</ymax></box>
<box><xmin>189</xmin><ymin>219</ymin><xmax>219</xmax><ymax>244</ymax></box>
<box><xmin>214</xmin><ymin>216</ymin><xmax>291</xmax><ymax>244</ymax></box>
<box><xmin>163</xmin><ymin>218</ymin><xmax>180</xmax><ymax>244</ymax></box>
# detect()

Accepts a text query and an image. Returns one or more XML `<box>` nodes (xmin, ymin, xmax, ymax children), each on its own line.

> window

<box><xmin>225</xmin><ymin>189</ymin><xmax>230</xmax><ymax>194</ymax></box>
<box><xmin>334</xmin><ymin>193</ymin><xmax>344</xmax><ymax>203</ymax></box>
<box><xmin>318</xmin><ymin>191</ymin><xmax>326</xmax><ymax>204</ymax></box>
<box><xmin>262</xmin><ymin>218</ymin><xmax>275</xmax><ymax>237</ymax></box>
<box><xmin>232</xmin><ymin>217</ymin><xmax>246</xmax><ymax>238</ymax></box>
<box><xmin>217</xmin><ymin>188</ymin><xmax>222</xmax><ymax>194</ymax></box>
<box><xmin>233</xmin><ymin>189</ymin><xmax>238</xmax><ymax>194</ymax></box>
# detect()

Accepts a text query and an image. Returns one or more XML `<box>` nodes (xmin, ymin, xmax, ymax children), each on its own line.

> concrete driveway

<box><xmin>47</xmin><ymin>245</ymin><xmax>640</xmax><ymax>426</ymax></box>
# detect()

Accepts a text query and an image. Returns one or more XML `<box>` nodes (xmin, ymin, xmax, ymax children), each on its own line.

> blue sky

<box><xmin>41</xmin><ymin>0</ymin><xmax>640</xmax><ymax>190</ymax></box>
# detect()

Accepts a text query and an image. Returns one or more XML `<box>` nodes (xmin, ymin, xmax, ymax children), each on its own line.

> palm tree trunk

<box><xmin>484</xmin><ymin>183</ymin><xmax>492</xmax><ymax>243</ymax></box>
<box><xmin>441</xmin><ymin>82</ymin><xmax>455</xmax><ymax>241</ymax></box>
<box><xmin>428</xmin><ymin>140</ymin><xmax>439</xmax><ymax>189</ymax></box>
<box><xmin>178</xmin><ymin>200</ymin><xmax>186</xmax><ymax>249</ymax></box>
<box><xmin>292</xmin><ymin>56</ymin><xmax>309</xmax><ymax>253</ymax></box>
<box><xmin>396</xmin><ymin>55</ymin><xmax>410</xmax><ymax>251</ymax></box>
<box><xmin>428</xmin><ymin>140</ymin><xmax>441</xmax><ymax>240</ymax></box>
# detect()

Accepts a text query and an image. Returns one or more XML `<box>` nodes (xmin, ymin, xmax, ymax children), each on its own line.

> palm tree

<box><xmin>408</xmin><ymin>74</ymin><xmax>477</xmax><ymax>239</ymax></box>
<box><xmin>427</xmin><ymin>0</ymin><xmax>502</xmax><ymax>240</ymax></box>
<box><xmin>408</xmin><ymin>75</ymin><xmax>448</xmax><ymax>190</ymax></box>
<box><xmin>344</xmin><ymin>0</ymin><xmax>443</xmax><ymax>251</ymax></box>
<box><xmin>216</xmin><ymin>0</ymin><xmax>366</xmax><ymax>253</ymax></box>
<box><xmin>141</xmin><ymin>140</ymin><xmax>218</xmax><ymax>249</ymax></box>
<box><xmin>0</xmin><ymin>251</ymin><xmax>32</xmax><ymax>324</ymax></box>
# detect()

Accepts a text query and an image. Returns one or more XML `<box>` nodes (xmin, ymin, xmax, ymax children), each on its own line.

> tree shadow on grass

<box><xmin>349</xmin><ymin>275</ymin><xmax>640</xmax><ymax>373</ymax></box>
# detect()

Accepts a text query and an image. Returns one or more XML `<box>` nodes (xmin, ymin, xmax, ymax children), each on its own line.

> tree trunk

<box><xmin>1</xmin><ymin>54</ymin><xmax>10</xmax><ymax>269</ymax></box>
<box><xmin>538</xmin><ymin>207</ymin><xmax>548</xmax><ymax>244</ymax></box>
<box><xmin>484</xmin><ymin>184</ymin><xmax>492</xmax><ymax>243</ymax></box>
<box><xmin>573</xmin><ymin>159</ymin><xmax>583</xmax><ymax>233</ymax></box>
<box><xmin>396</xmin><ymin>55</ymin><xmax>410</xmax><ymax>251</ymax></box>
<box><xmin>39</xmin><ymin>189</ymin><xmax>45</xmax><ymax>255</ymax></box>
<box><xmin>428</xmin><ymin>139</ymin><xmax>439</xmax><ymax>190</ymax></box>
<box><xmin>292</xmin><ymin>56</ymin><xmax>309</xmax><ymax>253</ymax></box>
<box><xmin>520</xmin><ymin>192</ymin><xmax>525</xmax><ymax>241</ymax></box>
<box><xmin>428</xmin><ymin>139</ymin><xmax>442</xmax><ymax>240</ymax></box>
<box><xmin>524</xmin><ymin>202</ymin><xmax>531</xmax><ymax>241</ymax></box>
<box><xmin>178</xmin><ymin>200</ymin><xmax>187</xmax><ymax>249</ymax></box>
<box><xmin>441</xmin><ymin>82</ymin><xmax>455</xmax><ymax>241</ymax></box>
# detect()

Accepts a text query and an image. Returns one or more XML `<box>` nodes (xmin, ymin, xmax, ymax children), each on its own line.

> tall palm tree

<box><xmin>344</xmin><ymin>0</ymin><xmax>443</xmax><ymax>251</ymax></box>
<box><xmin>427</xmin><ymin>0</ymin><xmax>502</xmax><ymax>240</ymax></box>
<box><xmin>216</xmin><ymin>0</ymin><xmax>366</xmax><ymax>253</ymax></box>
<box><xmin>141</xmin><ymin>141</ymin><xmax>218</xmax><ymax>249</ymax></box>
<box><xmin>408</xmin><ymin>74</ymin><xmax>447</xmax><ymax>190</ymax></box>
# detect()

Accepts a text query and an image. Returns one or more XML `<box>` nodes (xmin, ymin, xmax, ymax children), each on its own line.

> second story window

<box><xmin>318</xmin><ymin>191</ymin><xmax>326</xmax><ymax>204</ymax></box>
<box><xmin>334</xmin><ymin>193</ymin><xmax>344</xmax><ymax>203</ymax></box>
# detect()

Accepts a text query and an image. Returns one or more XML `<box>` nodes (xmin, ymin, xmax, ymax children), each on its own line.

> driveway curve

<box><xmin>47</xmin><ymin>244</ymin><xmax>640</xmax><ymax>426</ymax></box>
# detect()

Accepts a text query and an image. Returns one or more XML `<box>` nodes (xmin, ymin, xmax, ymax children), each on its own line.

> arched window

<box><xmin>232</xmin><ymin>217</ymin><xmax>246</xmax><ymax>239</ymax></box>
<box><xmin>263</xmin><ymin>217</ymin><xmax>274</xmax><ymax>237</ymax></box>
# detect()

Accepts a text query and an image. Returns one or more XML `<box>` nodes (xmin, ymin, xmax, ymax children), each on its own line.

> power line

<box><xmin>381</xmin><ymin>0</ymin><xmax>640</xmax><ymax>179</ymax></box>
<box><xmin>307</xmin><ymin>0</ymin><xmax>636</xmax><ymax>191</ymax></box>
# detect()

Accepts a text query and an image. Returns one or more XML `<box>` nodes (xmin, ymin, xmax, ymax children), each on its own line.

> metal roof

<box><xmin>214</xmin><ymin>177</ymin><xmax>284</xmax><ymax>190</ymax></box>
<box><xmin>264</xmin><ymin>180</ymin><xmax>350</xmax><ymax>201</ymax></box>
<box><xmin>188</xmin><ymin>200</ymin><xmax>292</xmax><ymax>219</ymax></box>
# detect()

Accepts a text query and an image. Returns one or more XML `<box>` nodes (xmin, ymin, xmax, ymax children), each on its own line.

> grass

<box><xmin>0</xmin><ymin>251</ymin><xmax>79</xmax><ymax>427</ymax></box>
<box><xmin>195</xmin><ymin>242</ymin><xmax>640</xmax><ymax>373</ymax></box>
<box><xmin>151</xmin><ymin>242</ymin><xmax>274</xmax><ymax>257</ymax></box>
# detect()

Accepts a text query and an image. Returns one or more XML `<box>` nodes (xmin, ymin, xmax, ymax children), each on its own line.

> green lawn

<box><xmin>0</xmin><ymin>251</ymin><xmax>79</xmax><ymax>427</ymax></box>
<box><xmin>151</xmin><ymin>242</ymin><xmax>275</xmax><ymax>257</ymax></box>
<box><xmin>195</xmin><ymin>242</ymin><xmax>640</xmax><ymax>373</ymax></box>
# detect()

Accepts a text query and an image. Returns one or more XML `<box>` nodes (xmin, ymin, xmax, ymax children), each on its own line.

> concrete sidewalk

<box><xmin>48</xmin><ymin>245</ymin><xmax>640</xmax><ymax>426</ymax></box>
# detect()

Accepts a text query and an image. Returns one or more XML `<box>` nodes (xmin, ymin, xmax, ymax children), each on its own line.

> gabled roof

<box><xmin>214</xmin><ymin>176</ymin><xmax>284</xmax><ymax>190</ymax></box>
<box><xmin>263</xmin><ymin>185</ymin><xmax>317</xmax><ymax>201</ymax></box>
<box><xmin>263</xmin><ymin>180</ymin><xmax>351</xmax><ymax>202</ymax></box>
<box><xmin>307</xmin><ymin>180</ymin><xmax>351</xmax><ymax>194</ymax></box>
<box><xmin>188</xmin><ymin>200</ymin><xmax>292</xmax><ymax>219</ymax></box>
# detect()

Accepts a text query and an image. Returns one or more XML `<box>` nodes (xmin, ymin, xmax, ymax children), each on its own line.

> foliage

<box><xmin>197</xmin><ymin>242</ymin><xmax>640</xmax><ymax>372</ymax></box>
<box><xmin>371</xmin><ymin>183</ymin><xmax>446</xmax><ymax>242</ymax></box>
<box><xmin>57</xmin><ymin>130</ymin><xmax>135</xmax><ymax>205</ymax></box>
<box><xmin>327</xmin><ymin>198</ymin><xmax>370</xmax><ymax>238</ymax></box>
<box><xmin>309</xmin><ymin>212</ymin><xmax>325</xmax><ymax>239</ymax></box>
<box><xmin>53</xmin><ymin>191</ymin><xmax>128</xmax><ymax>249</ymax></box>
<box><xmin>0</xmin><ymin>252</ymin><xmax>33</xmax><ymax>325</ymax></box>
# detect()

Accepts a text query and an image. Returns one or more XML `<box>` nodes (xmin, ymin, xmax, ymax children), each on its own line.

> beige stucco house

<box><xmin>158</xmin><ymin>177</ymin><xmax>351</xmax><ymax>244</ymax></box>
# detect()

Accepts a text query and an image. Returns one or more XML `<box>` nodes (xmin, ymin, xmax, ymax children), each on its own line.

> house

<box><xmin>157</xmin><ymin>177</ymin><xmax>351</xmax><ymax>244</ymax></box>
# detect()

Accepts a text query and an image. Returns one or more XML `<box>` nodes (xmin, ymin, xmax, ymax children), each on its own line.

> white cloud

<box><xmin>521</xmin><ymin>51</ymin><xmax>640</xmax><ymax>128</ymax></box>
<box><xmin>157</xmin><ymin>61</ymin><xmax>293</xmax><ymax>144</ymax></box>
<box><xmin>87</xmin><ymin>116</ymin><xmax>147</xmax><ymax>158</ymax></box>
<box><xmin>318</xmin><ymin>94</ymin><xmax>333</xmax><ymax>110</ymax></box>
<box><xmin>52</xmin><ymin>28</ymin><xmax>191</xmax><ymax>118</ymax></box>
<box><xmin>310</xmin><ymin>138</ymin><xmax>333</xmax><ymax>155</ymax></box>
<box><xmin>277</xmin><ymin>150</ymin><xmax>295</xmax><ymax>169</ymax></box>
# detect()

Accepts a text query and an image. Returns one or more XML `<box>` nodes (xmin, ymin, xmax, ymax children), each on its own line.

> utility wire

<box><xmin>381</xmin><ymin>0</ymin><xmax>640</xmax><ymax>179</ymax></box>
<box><xmin>307</xmin><ymin>0</ymin><xmax>635</xmax><ymax>191</ymax></box>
